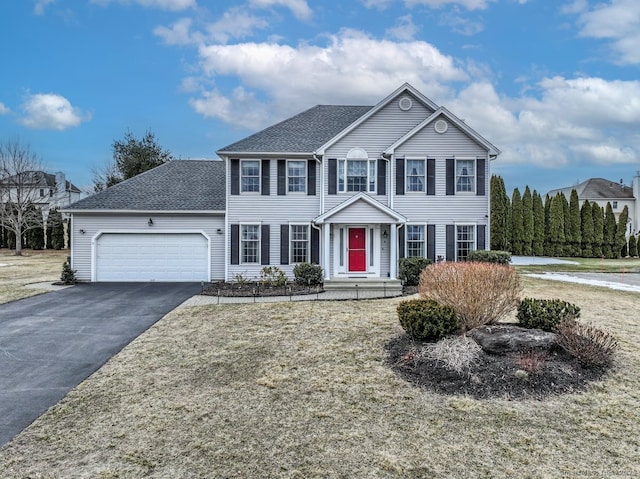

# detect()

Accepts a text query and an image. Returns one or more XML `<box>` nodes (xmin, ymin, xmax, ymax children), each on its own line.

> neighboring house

<box><xmin>64</xmin><ymin>83</ymin><xmax>500</xmax><ymax>283</ymax></box>
<box><xmin>547</xmin><ymin>175</ymin><xmax>640</xmax><ymax>235</ymax></box>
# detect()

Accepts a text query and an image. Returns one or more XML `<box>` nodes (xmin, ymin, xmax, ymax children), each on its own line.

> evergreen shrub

<box><xmin>466</xmin><ymin>250</ymin><xmax>511</xmax><ymax>265</ymax></box>
<box><xmin>293</xmin><ymin>262</ymin><xmax>323</xmax><ymax>286</ymax></box>
<box><xmin>397</xmin><ymin>299</ymin><xmax>459</xmax><ymax>341</ymax></box>
<box><xmin>399</xmin><ymin>256</ymin><xmax>432</xmax><ymax>286</ymax></box>
<box><xmin>517</xmin><ymin>298</ymin><xmax>580</xmax><ymax>332</ymax></box>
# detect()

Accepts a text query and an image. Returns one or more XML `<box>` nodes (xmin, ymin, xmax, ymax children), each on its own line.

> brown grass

<box><xmin>0</xmin><ymin>248</ymin><xmax>69</xmax><ymax>304</ymax></box>
<box><xmin>0</xmin><ymin>277</ymin><xmax>639</xmax><ymax>478</ymax></box>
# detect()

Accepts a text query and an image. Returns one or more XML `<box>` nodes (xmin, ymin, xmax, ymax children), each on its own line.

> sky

<box><xmin>1</xmin><ymin>0</ymin><xmax>640</xmax><ymax>195</ymax></box>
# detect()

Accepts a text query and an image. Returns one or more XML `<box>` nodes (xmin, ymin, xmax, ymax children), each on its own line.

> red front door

<box><xmin>348</xmin><ymin>228</ymin><xmax>366</xmax><ymax>272</ymax></box>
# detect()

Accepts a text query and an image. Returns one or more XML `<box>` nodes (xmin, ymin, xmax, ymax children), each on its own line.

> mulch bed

<box><xmin>202</xmin><ymin>281</ymin><xmax>324</xmax><ymax>297</ymax></box>
<box><xmin>386</xmin><ymin>334</ymin><xmax>611</xmax><ymax>400</ymax></box>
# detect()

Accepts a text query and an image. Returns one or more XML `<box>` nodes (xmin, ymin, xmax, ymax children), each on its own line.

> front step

<box><xmin>323</xmin><ymin>278</ymin><xmax>403</xmax><ymax>296</ymax></box>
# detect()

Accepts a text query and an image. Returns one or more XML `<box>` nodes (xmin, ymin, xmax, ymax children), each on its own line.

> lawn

<box><xmin>514</xmin><ymin>256</ymin><xmax>640</xmax><ymax>274</ymax></box>
<box><xmin>0</xmin><ymin>274</ymin><xmax>638</xmax><ymax>478</ymax></box>
<box><xmin>0</xmin><ymin>248</ymin><xmax>69</xmax><ymax>304</ymax></box>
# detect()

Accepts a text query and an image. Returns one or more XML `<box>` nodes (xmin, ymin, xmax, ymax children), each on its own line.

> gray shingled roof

<box><xmin>1</xmin><ymin>170</ymin><xmax>81</xmax><ymax>193</ymax></box>
<box><xmin>66</xmin><ymin>160</ymin><xmax>225</xmax><ymax>211</ymax></box>
<box><xmin>217</xmin><ymin>105</ymin><xmax>373</xmax><ymax>153</ymax></box>
<box><xmin>548</xmin><ymin>178</ymin><xmax>634</xmax><ymax>200</ymax></box>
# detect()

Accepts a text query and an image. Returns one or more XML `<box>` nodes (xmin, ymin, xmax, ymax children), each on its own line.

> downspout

<box><xmin>313</xmin><ymin>153</ymin><xmax>323</xmax><ymax>215</ymax></box>
<box><xmin>381</xmin><ymin>152</ymin><xmax>392</xmax><ymax>209</ymax></box>
<box><xmin>222</xmin><ymin>155</ymin><xmax>229</xmax><ymax>282</ymax></box>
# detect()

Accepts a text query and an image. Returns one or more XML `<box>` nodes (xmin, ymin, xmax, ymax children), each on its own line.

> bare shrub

<box><xmin>419</xmin><ymin>262</ymin><xmax>521</xmax><ymax>332</ymax></box>
<box><xmin>425</xmin><ymin>335</ymin><xmax>482</xmax><ymax>375</ymax></box>
<box><xmin>554</xmin><ymin>319</ymin><xmax>618</xmax><ymax>367</ymax></box>
<box><xmin>515</xmin><ymin>350</ymin><xmax>547</xmax><ymax>374</ymax></box>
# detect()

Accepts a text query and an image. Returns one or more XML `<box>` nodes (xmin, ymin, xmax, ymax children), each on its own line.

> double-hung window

<box><xmin>338</xmin><ymin>159</ymin><xmax>377</xmax><ymax>192</ymax></box>
<box><xmin>241</xmin><ymin>224</ymin><xmax>260</xmax><ymax>263</ymax></box>
<box><xmin>406</xmin><ymin>159</ymin><xmax>425</xmax><ymax>192</ymax></box>
<box><xmin>241</xmin><ymin>160</ymin><xmax>260</xmax><ymax>193</ymax></box>
<box><xmin>288</xmin><ymin>161</ymin><xmax>306</xmax><ymax>193</ymax></box>
<box><xmin>290</xmin><ymin>224</ymin><xmax>309</xmax><ymax>263</ymax></box>
<box><xmin>456</xmin><ymin>224</ymin><xmax>475</xmax><ymax>260</ymax></box>
<box><xmin>406</xmin><ymin>225</ymin><xmax>425</xmax><ymax>257</ymax></box>
<box><xmin>455</xmin><ymin>159</ymin><xmax>475</xmax><ymax>193</ymax></box>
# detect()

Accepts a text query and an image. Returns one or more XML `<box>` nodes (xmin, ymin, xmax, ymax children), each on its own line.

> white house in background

<box><xmin>547</xmin><ymin>173</ymin><xmax>640</xmax><ymax>235</ymax></box>
<box><xmin>64</xmin><ymin>83</ymin><xmax>500</xmax><ymax>284</ymax></box>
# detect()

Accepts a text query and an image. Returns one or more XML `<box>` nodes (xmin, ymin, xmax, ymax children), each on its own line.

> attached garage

<box><xmin>95</xmin><ymin>233</ymin><xmax>209</xmax><ymax>282</ymax></box>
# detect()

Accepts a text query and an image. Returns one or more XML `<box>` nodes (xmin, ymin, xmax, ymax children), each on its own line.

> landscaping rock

<box><xmin>469</xmin><ymin>324</ymin><xmax>558</xmax><ymax>355</ymax></box>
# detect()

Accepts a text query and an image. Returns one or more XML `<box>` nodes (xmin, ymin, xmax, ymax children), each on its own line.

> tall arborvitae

<box><xmin>521</xmin><ymin>186</ymin><xmax>534</xmax><ymax>255</ymax></box>
<box><xmin>559</xmin><ymin>193</ymin><xmax>571</xmax><ymax>255</ymax></box>
<box><xmin>603</xmin><ymin>202</ymin><xmax>617</xmax><ymax>258</ymax></box>
<box><xmin>543</xmin><ymin>194</ymin><xmax>552</xmax><ymax>256</ymax></box>
<box><xmin>592</xmin><ymin>202</ymin><xmax>604</xmax><ymax>257</ymax></box>
<box><xmin>49</xmin><ymin>209</ymin><xmax>65</xmax><ymax>250</ymax></box>
<box><xmin>568</xmin><ymin>189</ymin><xmax>581</xmax><ymax>256</ymax></box>
<box><xmin>580</xmin><ymin>200</ymin><xmax>594</xmax><ymax>257</ymax></box>
<box><xmin>614</xmin><ymin>205</ymin><xmax>629</xmax><ymax>258</ymax></box>
<box><xmin>548</xmin><ymin>193</ymin><xmax>565</xmax><ymax>256</ymax></box>
<box><xmin>511</xmin><ymin>188</ymin><xmax>523</xmax><ymax>255</ymax></box>
<box><xmin>629</xmin><ymin>234</ymin><xmax>638</xmax><ymax>257</ymax></box>
<box><xmin>532</xmin><ymin>190</ymin><xmax>545</xmax><ymax>256</ymax></box>
<box><xmin>490</xmin><ymin>175</ymin><xmax>511</xmax><ymax>251</ymax></box>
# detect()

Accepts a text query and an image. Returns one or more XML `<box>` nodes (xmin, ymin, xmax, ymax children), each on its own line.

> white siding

<box><xmin>71</xmin><ymin>213</ymin><xmax>224</xmax><ymax>282</ymax></box>
<box><xmin>327</xmin><ymin>199</ymin><xmax>399</xmax><ymax>224</ymax></box>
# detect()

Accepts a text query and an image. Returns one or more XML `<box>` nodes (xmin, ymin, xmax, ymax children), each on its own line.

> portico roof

<box><xmin>313</xmin><ymin>193</ymin><xmax>407</xmax><ymax>224</ymax></box>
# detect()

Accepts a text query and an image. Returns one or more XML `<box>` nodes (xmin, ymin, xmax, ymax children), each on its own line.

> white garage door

<box><xmin>96</xmin><ymin>233</ymin><xmax>209</xmax><ymax>282</ymax></box>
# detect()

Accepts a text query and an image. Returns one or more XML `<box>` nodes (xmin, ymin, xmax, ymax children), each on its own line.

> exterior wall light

<box><xmin>148</xmin><ymin>218</ymin><xmax>153</xmax><ymax>226</ymax></box>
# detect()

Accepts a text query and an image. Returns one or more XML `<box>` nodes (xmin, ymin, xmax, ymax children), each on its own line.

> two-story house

<box><xmin>64</xmin><ymin>83</ymin><xmax>499</xmax><ymax>283</ymax></box>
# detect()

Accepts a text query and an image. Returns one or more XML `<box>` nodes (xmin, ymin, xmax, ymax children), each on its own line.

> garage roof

<box><xmin>65</xmin><ymin>160</ymin><xmax>225</xmax><ymax>212</ymax></box>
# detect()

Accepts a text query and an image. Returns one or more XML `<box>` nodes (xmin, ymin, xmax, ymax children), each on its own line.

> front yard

<box><xmin>0</xmin><ymin>275</ymin><xmax>638</xmax><ymax>478</ymax></box>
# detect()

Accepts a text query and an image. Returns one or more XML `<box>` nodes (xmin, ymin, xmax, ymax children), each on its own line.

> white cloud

<box><xmin>249</xmin><ymin>0</ymin><xmax>312</xmax><ymax>20</ymax></box>
<box><xmin>0</xmin><ymin>102</ymin><xmax>10</xmax><ymax>115</ymax></box>
<box><xmin>19</xmin><ymin>93</ymin><xmax>90</xmax><ymax>130</ymax></box>
<box><xmin>90</xmin><ymin>0</ymin><xmax>196</xmax><ymax>11</ymax></box>
<box><xmin>154</xmin><ymin>18</ymin><xmax>199</xmax><ymax>45</ymax></box>
<box><xmin>571</xmin><ymin>0</ymin><xmax>640</xmax><ymax>64</ymax></box>
<box><xmin>439</xmin><ymin>10</ymin><xmax>485</xmax><ymax>35</ymax></box>
<box><xmin>406</xmin><ymin>0</ymin><xmax>496</xmax><ymax>10</ymax></box>
<box><xmin>386</xmin><ymin>15</ymin><xmax>419</xmax><ymax>40</ymax></box>
<box><xmin>33</xmin><ymin>0</ymin><xmax>55</xmax><ymax>15</ymax></box>
<box><xmin>206</xmin><ymin>8</ymin><xmax>270</xmax><ymax>43</ymax></box>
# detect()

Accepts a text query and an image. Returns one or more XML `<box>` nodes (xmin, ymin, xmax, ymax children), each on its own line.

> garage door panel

<box><xmin>96</xmin><ymin>233</ymin><xmax>208</xmax><ymax>282</ymax></box>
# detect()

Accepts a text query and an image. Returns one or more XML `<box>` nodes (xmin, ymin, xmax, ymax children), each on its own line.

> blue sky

<box><xmin>1</xmin><ymin>0</ymin><xmax>639</xmax><ymax>196</ymax></box>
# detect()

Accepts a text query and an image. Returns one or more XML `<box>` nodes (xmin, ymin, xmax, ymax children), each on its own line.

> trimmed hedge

<box><xmin>397</xmin><ymin>298</ymin><xmax>459</xmax><ymax>341</ymax></box>
<box><xmin>466</xmin><ymin>250</ymin><xmax>511</xmax><ymax>265</ymax></box>
<box><xmin>293</xmin><ymin>262</ymin><xmax>323</xmax><ymax>286</ymax></box>
<box><xmin>399</xmin><ymin>256</ymin><xmax>432</xmax><ymax>286</ymax></box>
<box><xmin>517</xmin><ymin>298</ymin><xmax>581</xmax><ymax>332</ymax></box>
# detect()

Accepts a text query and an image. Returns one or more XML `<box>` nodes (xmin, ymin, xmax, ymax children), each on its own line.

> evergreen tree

<box><xmin>591</xmin><ymin>202</ymin><xmax>604</xmax><ymax>257</ymax></box>
<box><xmin>580</xmin><ymin>200</ymin><xmax>594</xmax><ymax>257</ymax></box>
<box><xmin>511</xmin><ymin>188</ymin><xmax>523</xmax><ymax>255</ymax></box>
<box><xmin>548</xmin><ymin>193</ymin><xmax>565</xmax><ymax>256</ymax></box>
<box><xmin>568</xmin><ymin>189</ymin><xmax>581</xmax><ymax>256</ymax></box>
<box><xmin>490</xmin><ymin>175</ymin><xmax>511</xmax><ymax>251</ymax></box>
<box><xmin>532</xmin><ymin>190</ymin><xmax>545</xmax><ymax>256</ymax></box>
<box><xmin>560</xmin><ymin>193</ymin><xmax>571</xmax><ymax>255</ymax></box>
<box><xmin>49</xmin><ymin>209</ymin><xmax>65</xmax><ymax>250</ymax></box>
<box><xmin>603</xmin><ymin>202</ymin><xmax>616</xmax><ymax>258</ymax></box>
<box><xmin>629</xmin><ymin>234</ymin><xmax>638</xmax><ymax>257</ymax></box>
<box><xmin>521</xmin><ymin>186</ymin><xmax>533</xmax><ymax>255</ymax></box>
<box><xmin>614</xmin><ymin>205</ymin><xmax>629</xmax><ymax>258</ymax></box>
<box><xmin>543</xmin><ymin>194</ymin><xmax>552</xmax><ymax>256</ymax></box>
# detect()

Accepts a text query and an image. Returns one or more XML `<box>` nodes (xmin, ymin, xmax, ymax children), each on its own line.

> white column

<box><xmin>389</xmin><ymin>224</ymin><xmax>397</xmax><ymax>279</ymax></box>
<box><xmin>323</xmin><ymin>223</ymin><xmax>331</xmax><ymax>280</ymax></box>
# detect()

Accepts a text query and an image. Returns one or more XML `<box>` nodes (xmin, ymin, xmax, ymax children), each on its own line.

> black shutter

<box><xmin>307</xmin><ymin>160</ymin><xmax>316</xmax><ymax>196</ymax></box>
<box><xmin>396</xmin><ymin>158</ymin><xmax>405</xmax><ymax>195</ymax></box>
<box><xmin>427</xmin><ymin>224</ymin><xmax>436</xmax><ymax>262</ymax></box>
<box><xmin>231</xmin><ymin>224</ymin><xmax>239</xmax><ymax>264</ymax></box>
<box><xmin>280</xmin><ymin>224</ymin><xmax>289</xmax><ymax>265</ymax></box>
<box><xmin>261</xmin><ymin>159</ymin><xmax>270</xmax><ymax>196</ymax></box>
<box><xmin>261</xmin><ymin>225</ymin><xmax>270</xmax><ymax>265</ymax></box>
<box><xmin>311</xmin><ymin>227</ymin><xmax>320</xmax><ymax>264</ymax></box>
<box><xmin>427</xmin><ymin>159</ymin><xmax>435</xmax><ymax>196</ymax></box>
<box><xmin>377</xmin><ymin>159</ymin><xmax>386</xmax><ymax>195</ymax></box>
<box><xmin>477</xmin><ymin>225</ymin><xmax>486</xmax><ymax>250</ymax></box>
<box><xmin>476</xmin><ymin>158</ymin><xmax>486</xmax><ymax>196</ymax></box>
<box><xmin>230</xmin><ymin>159</ymin><xmax>239</xmax><ymax>195</ymax></box>
<box><xmin>446</xmin><ymin>159</ymin><xmax>455</xmax><ymax>196</ymax></box>
<box><xmin>398</xmin><ymin>226</ymin><xmax>405</xmax><ymax>259</ymax></box>
<box><xmin>446</xmin><ymin>224</ymin><xmax>455</xmax><ymax>260</ymax></box>
<box><xmin>328</xmin><ymin>159</ymin><xmax>337</xmax><ymax>195</ymax></box>
<box><xmin>277</xmin><ymin>160</ymin><xmax>286</xmax><ymax>195</ymax></box>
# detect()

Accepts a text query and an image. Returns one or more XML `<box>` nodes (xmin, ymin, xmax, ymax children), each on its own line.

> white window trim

<box><xmin>455</xmin><ymin>157</ymin><xmax>476</xmax><ymax>195</ymax></box>
<box><xmin>287</xmin><ymin>160</ymin><xmax>307</xmax><ymax>194</ymax></box>
<box><xmin>240</xmin><ymin>223</ymin><xmax>261</xmax><ymax>264</ymax></box>
<box><xmin>337</xmin><ymin>148</ymin><xmax>377</xmax><ymax>193</ymax></box>
<box><xmin>405</xmin><ymin>223</ymin><xmax>426</xmax><ymax>258</ymax></box>
<box><xmin>454</xmin><ymin>223</ymin><xmax>476</xmax><ymax>260</ymax></box>
<box><xmin>240</xmin><ymin>159</ymin><xmax>261</xmax><ymax>194</ymax></box>
<box><xmin>405</xmin><ymin>158</ymin><xmax>426</xmax><ymax>194</ymax></box>
<box><xmin>289</xmin><ymin>223</ymin><xmax>310</xmax><ymax>264</ymax></box>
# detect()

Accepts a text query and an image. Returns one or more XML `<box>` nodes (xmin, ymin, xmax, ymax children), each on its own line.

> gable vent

<box><xmin>398</xmin><ymin>96</ymin><xmax>413</xmax><ymax>111</ymax></box>
<box><xmin>434</xmin><ymin>119</ymin><xmax>448</xmax><ymax>134</ymax></box>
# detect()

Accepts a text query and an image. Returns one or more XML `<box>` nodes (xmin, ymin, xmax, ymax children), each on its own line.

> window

<box><xmin>39</xmin><ymin>189</ymin><xmax>45</xmax><ymax>198</ymax></box>
<box><xmin>612</xmin><ymin>201</ymin><xmax>618</xmax><ymax>209</ymax></box>
<box><xmin>455</xmin><ymin>159</ymin><xmax>475</xmax><ymax>193</ymax></box>
<box><xmin>288</xmin><ymin>161</ymin><xmax>306</xmax><ymax>193</ymax></box>
<box><xmin>241</xmin><ymin>225</ymin><xmax>260</xmax><ymax>263</ymax></box>
<box><xmin>290</xmin><ymin>225</ymin><xmax>309</xmax><ymax>263</ymax></box>
<box><xmin>241</xmin><ymin>160</ymin><xmax>260</xmax><ymax>193</ymax></box>
<box><xmin>406</xmin><ymin>159</ymin><xmax>425</xmax><ymax>192</ymax></box>
<box><xmin>338</xmin><ymin>159</ymin><xmax>377</xmax><ymax>192</ymax></box>
<box><xmin>407</xmin><ymin>225</ymin><xmax>425</xmax><ymax>257</ymax></box>
<box><xmin>456</xmin><ymin>225</ymin><xmax>475</xmax><ymax>260</ymax></box>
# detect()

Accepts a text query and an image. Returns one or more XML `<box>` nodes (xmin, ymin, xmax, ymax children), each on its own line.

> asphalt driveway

<box><xmin>0</xmin><ymin>282</ymin><xmax>201</xmax><ymax>446</ymax></box>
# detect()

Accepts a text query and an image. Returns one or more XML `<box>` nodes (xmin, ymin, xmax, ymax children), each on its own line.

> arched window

<box><xmin>338</xmin><ymin>148</ymin><xmax>377</xmax><ymax>193</ymax></box>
